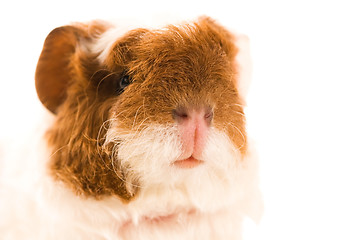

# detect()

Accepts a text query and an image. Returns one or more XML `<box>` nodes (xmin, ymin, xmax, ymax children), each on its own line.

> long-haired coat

<box><xmin>0</xmin><ymin>17</ymin><xmax>261</xmax><ymax>239</ymax></box>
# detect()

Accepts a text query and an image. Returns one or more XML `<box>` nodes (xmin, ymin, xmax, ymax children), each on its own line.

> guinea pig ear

<box><xmin>35</xmin><ymin>26</ymin><xmax>80</xmax><ymax>114</ymax></box>
<box><xmin>35</xmin><ymin>22</ymin><xmax>109</xmax><ymax>114</ymax></box>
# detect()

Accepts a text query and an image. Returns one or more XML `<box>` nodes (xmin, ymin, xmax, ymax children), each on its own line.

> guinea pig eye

<box><xmin>117</xmin><ymin>75</ymin><xmax>131</xmax><ymax>93</ymax></box>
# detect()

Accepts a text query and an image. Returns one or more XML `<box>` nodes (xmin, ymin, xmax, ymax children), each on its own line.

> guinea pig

<box><xmin>1</xmin><ymin>16</ymin><xmax>261</xmax><ymax>239</ymax></box>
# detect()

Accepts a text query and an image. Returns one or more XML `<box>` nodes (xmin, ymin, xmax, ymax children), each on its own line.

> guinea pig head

<box><xmin>35</xmin><ymin>17</ymin><xmax>248</xmax><ymax>201</ymax></box>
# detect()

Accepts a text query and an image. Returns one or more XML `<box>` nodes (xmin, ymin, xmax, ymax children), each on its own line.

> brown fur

<box><xmin>35</xmin><ymin>17</ymin><xmax>247</xmax><ymax>201</ymax></box>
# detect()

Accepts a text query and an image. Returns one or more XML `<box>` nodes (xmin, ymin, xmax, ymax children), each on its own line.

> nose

<box><xmin>172</xmin><ymin>105</ymin><xmax>214</xmax><ymax>164</ymax></box>
<box><xmin>172</xmin><ymin>106</ymin><xmax>213</xmax><ymax>126</ymax></box>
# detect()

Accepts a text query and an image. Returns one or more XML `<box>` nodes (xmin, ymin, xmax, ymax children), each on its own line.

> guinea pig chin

<box><xmin>104</xmin><ymin>123</ymin><xmax>241</xmax><ymax>190</ymax></box>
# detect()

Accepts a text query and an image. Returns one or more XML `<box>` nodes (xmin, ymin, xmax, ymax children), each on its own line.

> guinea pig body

<box><xmin>0</xmin><ymin>17</ymin><xmax>261</xmax><ymax>239</ymax></box>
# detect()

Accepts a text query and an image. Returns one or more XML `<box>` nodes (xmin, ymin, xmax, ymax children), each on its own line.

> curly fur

<box><xmin>0</xmin><ymin>16</ymin><xmax>262</xmax><ymax>239</ymax></box>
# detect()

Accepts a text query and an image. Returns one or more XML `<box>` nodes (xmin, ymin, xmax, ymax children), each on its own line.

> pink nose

<box><xmin>172</xmin><ymin>106</ymin><xmax>213</xmax><ymax>164</ymax></box>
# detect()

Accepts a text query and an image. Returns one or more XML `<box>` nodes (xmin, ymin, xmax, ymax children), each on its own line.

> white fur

<box><xmin>92</xmin><ymin>20</ymin><xmax>157</xmax><ymax>65</ymax></box>
<box><xmin>92</xmin><ymin>26</ymin><xmax>132</xmax><ymax>65</ymax></box>
<box><xmin>105</xmin><ymin>124</ymin><xmax>245</xmax><ymax>210</ymax></box>
<box><xmin>0</xmin><ymin>109</ymin><xmax>261</xmax><ymax>239</ymax></box>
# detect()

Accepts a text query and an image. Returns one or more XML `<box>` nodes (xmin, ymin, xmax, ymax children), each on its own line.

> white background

<box><xmin>1</xmin><ymin>0</ymin><xmax>360</xmax><ymax>239</ymax></box>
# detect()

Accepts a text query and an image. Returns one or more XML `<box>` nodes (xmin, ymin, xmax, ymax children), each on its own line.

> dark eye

<box><xmin>117</xmin><ymin>75</ymin><xmax>131</xmax><ymax>93</ymax></box>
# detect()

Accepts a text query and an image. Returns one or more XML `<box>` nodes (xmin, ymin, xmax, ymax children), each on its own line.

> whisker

<box><xmin>109</xmin><ymin>143</ymin><xmax>142</xmax><ymax>190</ymax></box>
<box><xmin>96</xmin><ymin>118</ymin><xmax>118</xmax><ymax>171</ymax></box>
<box><xmin>47</xmin><ymin>145</ymin><xmax>68</xmax><ymax>162</ymax></box>
<box><xmin>132</xmin><ymin>104</ymin><xmax>144</xmax><ymax>130</ymax></box>
<box><xmin>227</xmin><ymin>122</ymin><xmax>246</xmax><ymax>151</ymax></box>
